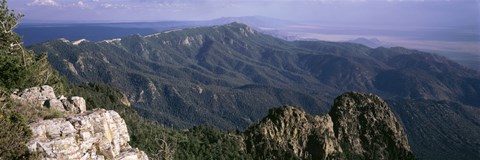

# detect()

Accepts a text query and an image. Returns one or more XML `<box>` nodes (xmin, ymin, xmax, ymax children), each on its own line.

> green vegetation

<box><xmin>69</xmin><ymin>83</ymin><xmax>251</xmax><ymax>159</ymax></box>
<box><xmin>2</xmin><ymin>99</ymin><xmax>65</xmax><ymax>121</ymax></box>
<box><xmin>69</xmin><ymin>83</ymin><xmax>174</xmax><ymax>159</ymax></box>
<box><xmin>28</xmin><ymin>22</ymin><xmax>335</xmax><ymax>129</ymax></box>
<box><xmin>0</xmin><ymin>110</ymin><xmax>32</xmax><ymax>159</ymax></box>
<box><xmin>0</xmin><ymin>0</ymin><xmax>66</xmax><ymax>94</ymax></box>
<box><xmin>175</xmin><ymin>126</ymin><xmax>251</xmax><ymax>160</ymax></box>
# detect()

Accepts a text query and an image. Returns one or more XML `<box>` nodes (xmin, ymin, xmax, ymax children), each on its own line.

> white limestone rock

<box><xmin>11</xmin><ymin>86</ymin><xmax>86</xmax><ymax>114</ymax></box>
<box><xmin>71</xmin><ymin>96</ymin><xmax>87</xmax><ymax>113</ymax></box>
<box><xmin>28</xmin><ymin>109</ymin><xmax>148</xmax><ymax>160</ymax></box>
<box><xmin>14</xmin><ymin>85</ymin><xmax>149</xmax><ymax>160</ymax></box>
<box><xmin>10</xmin><ymin>85</ymin><xmax>56</xmax><ymax>107</ymax></box>
<box><xmin>45</xmin><ymin>99</ymin><xmax>66</xmax><ymax>112</ymax></box>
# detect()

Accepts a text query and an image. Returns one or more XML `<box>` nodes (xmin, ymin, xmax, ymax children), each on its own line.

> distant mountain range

<box><xmin>346</xmin><ymin>37</ymin><xmax>394</xmax><ymax>48</ymax></box>
<box><xmin>16</xmin><ymin>16</ymin><xmax>292</xmax><ymax>46</ymax></box>
<box><xmin>18</xmin><ymin>16</ymin><xmax>479</xmax><ymax>71</ymax></box>
<box><xmin>29</xmin><ymin>23</ymin><xmax>480</xmax><ymax>159</ymax></box>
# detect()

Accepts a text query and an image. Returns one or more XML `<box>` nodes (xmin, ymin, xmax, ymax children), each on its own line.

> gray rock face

<box><xmin>28</xmin><ymin>109</ymin><xmax>148</xmax><ymax>160</ymax></box>
<box><xmin>11</xmin><ymin>85</ymin><xmax>148</xmax><ymax>160</ymax></box>
<box><xmin>10</xmin><ymin>85</ymin><xmax>56</xmax><ymax>107</ymax></box>
<box><xmin>60</xmin><ymin>96</ymin><xmax>87</xmax><ymax>113</ymax></box>
<box><xmin>329</xmin><ymin>92</ymin><xmax>414</xmax><ymax>160</ymax></box>
<box><xmin>11</xmin><ymin>85</ymin><xmax>86</xmax><ymax>114</ymax></box>
<box><xmin>245</xmin><ymin>92</ymin><xmax>415</xmax><ymax>160</ymax></box>
<box><xmin>244</xmin><ymin>106</ymin><xmax>343</xmax><ymax>159</ymax></box>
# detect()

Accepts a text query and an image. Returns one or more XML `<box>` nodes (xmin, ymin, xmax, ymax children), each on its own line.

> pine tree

<box><xmin>0</xmin><ymin>0</ymin><xmax>66</xmax><ymax>94</ymax></box>
<box><xmin>0</xmin><ymin>0</ymin><xmax>27</xmax><ymax>93</ymax></box>
<box><xmin>0</xmin><ymin>0</ymin><xmax>24</xmax><ymax>56</ymax></box>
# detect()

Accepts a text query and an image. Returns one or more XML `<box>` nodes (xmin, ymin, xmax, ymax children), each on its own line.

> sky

<box><xmin>7</xmin><ymin>0</ymin><xmax>480</xmax><ymax>28</ymax></box>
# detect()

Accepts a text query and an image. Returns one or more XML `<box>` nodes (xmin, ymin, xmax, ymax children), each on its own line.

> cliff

<box><xmin>244</xmin><ymin>92</ymin><xmax>415</xmax><ymax>160</ymax></box>
<box><xmin>11</xmin><ymin>86</ymin><xmax>148</xmax><ymax>160</ymax></box>
<box><xmin>329</xmin><ymin>92</ymin><xmax>414</xmax><ymax>159</ymax></box>
<box><xmin>244</xmin><ymin>106</ymin><xmax>343</xmax><ymax>159</ymax></box>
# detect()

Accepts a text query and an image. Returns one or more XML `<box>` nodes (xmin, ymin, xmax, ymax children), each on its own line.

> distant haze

<box><xmin>9</xmin><ymin>0</ymin><xmax>479</xmax><ymax>28</ymax></box>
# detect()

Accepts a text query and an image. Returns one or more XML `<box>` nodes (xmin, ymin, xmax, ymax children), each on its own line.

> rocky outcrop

<box><xmin>329</xmin><ymin>92</ymin><xmax>414</xmax><ymax>160</ymax></box>
<box><xmin>245</xmin><ymin>92</ymin><xmax>415</xmax><ymax>160</ymax></box>
<box><xmin>28</xmin><ymin>109</ymin><xmax>148</xmax><ymax>160</ymax></box>
<box><xmin>12</xmin><ymin>86</ymin><xmax>148</xmax><ymax>160</ymax></box>
<box><xmin>11</xmin><ymin>85</ymin><xmax>86</xmax><ymax>114</ymax></box>
<box><xmin>244</xmin><ymin>106</ymin><xmax>343</xmax><ymax>159</ymax></box>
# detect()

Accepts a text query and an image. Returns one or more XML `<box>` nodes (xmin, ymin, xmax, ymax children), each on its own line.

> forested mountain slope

<box><xmin>29</xmin><ymin>22</ymin><xmax>480</xmax><ymax>159</ymax></box>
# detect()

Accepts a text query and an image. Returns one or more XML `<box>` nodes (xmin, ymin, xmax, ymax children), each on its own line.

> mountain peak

<box><xmin>244</xmin><ymin>93</ymin><xmax>415</xmax><ymax>159</ymax></box>
<box><xmin>264</xmin><ymin>106</ymin><xmax>308</xmax><ymax>121</ymax></box>
<box><xmin>72</xmin><ymin>39</ymin><xmax>88</xmax><ymax>45</ymax></box>
<box><xmin>223</xmin><ymin>22</ymin><xmax>256</xmax><ymax>34</ymax></box>
<box><xmin>225</xmin><ymin>21</ymin><xmax>248</xmax><ymax>27</ymax></box>
<box><xmin>245</xmin><ymin>105</ymin><xmax>343</xmax><ymax>159</ymax></box>
<box><xmin>329</xmin><ymin>92</ymin><xmax>414</xmax><ymax>159</ymax></box>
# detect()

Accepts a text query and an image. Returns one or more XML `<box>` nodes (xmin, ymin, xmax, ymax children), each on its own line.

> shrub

<box><xmin>0</xmin><ymin>110</ymin><xmax>32</xmax><ymax>159</ymax></box>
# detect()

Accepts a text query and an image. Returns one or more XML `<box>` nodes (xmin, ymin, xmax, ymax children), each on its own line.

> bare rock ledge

<box><xmin>12</xmin><ymin>86</ymin><xmax>148</xmax><ymax>160</ymax></box>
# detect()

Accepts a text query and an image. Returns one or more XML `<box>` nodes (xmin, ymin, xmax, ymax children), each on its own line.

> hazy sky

<box><xmin>8</xmin><ymin>0</ymin><xmax>480</xmax><ymax>27</ymax></box>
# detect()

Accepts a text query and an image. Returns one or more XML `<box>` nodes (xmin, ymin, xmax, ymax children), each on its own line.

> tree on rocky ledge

<box><xmin>0</xmin><ymin>0</ymin><xmax>27</xmax><ymax>92</ymax></box>
<box><xmin>0</xmin><ymin>0</ymin><xmax>24</xmax><ymax>58</ymax></box>
<box><xmin>0</xmin><ymin>0</ymin><xmax>66</xmax><ymax>95</ymax></box>
<box><xmin>0</xmin><ymin>0</ymin><xmax>65</xmax><ymax>159</ymax></box>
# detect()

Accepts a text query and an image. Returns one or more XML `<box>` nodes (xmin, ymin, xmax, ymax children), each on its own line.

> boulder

<box><xmin>11</xmin><ymin>86</ymin><xmax>86</xmax><ymax>114</ymax></box>
<box><xmin>10</xmin><ymin>85</ymin><xmax>56</xmax><ymax>107</ymax></box>
<box><xmin>71</xmin><ymin>96</ymin><xmax>87</xmax><ymax>113</ymax></box>
<box><xmin>45</xmin><ymin>99</ymin><xmax>66</xmax><ymax>112</ymax></box>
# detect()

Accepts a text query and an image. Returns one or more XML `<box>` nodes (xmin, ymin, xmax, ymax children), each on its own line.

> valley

<box><xmin>28</xmin><ymin>22</ymin><xmax>480</xmax><ymax>159</ymax></box>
